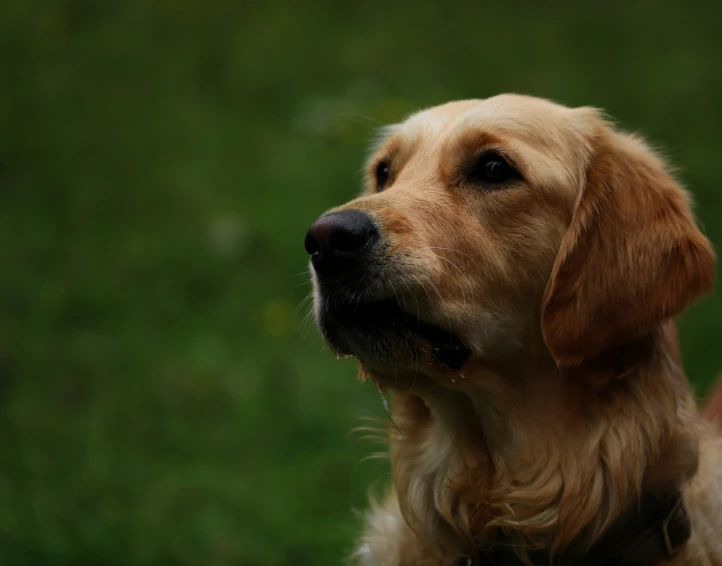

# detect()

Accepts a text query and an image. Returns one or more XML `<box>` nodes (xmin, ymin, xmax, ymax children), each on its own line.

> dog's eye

<box><xmin>469</xmin><ymin>152</ymin><xmax>519</xmax><ymax>186</ymax></box>
<box><xmin>375</xmin><ymin>161</ymin><xmax>390</xmax><ymax>191</ymax></box>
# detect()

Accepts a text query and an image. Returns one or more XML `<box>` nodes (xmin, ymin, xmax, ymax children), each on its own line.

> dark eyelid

<box><xmin>450</xmin><ymin>147</ymin><xmax>522</xmax><ymax>187</ymax></box>
<box><xmin>371</xmin><ymin>157</ymin><xmax>389</xmax><ymax>176</ymax></box>
<box><xmin>474</xmin><ymin>149</ymin><xmax>521</xmax><ymax>179</ymax></box>
<box><xmin>482</xmin><ymin>147</ymin><xmax>518</xmax><ymax>170</ymax></box>
<box><xmin>373</xmin><ymin>158</ymin><xmax>392</xmax><ymax>191</ymax></box>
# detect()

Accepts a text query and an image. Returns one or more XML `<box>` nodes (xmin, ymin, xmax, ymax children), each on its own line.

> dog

<box><xmin>304</xmin><ymin>94</ymin><xmax>722</xmax><ymax>565</ymax></box>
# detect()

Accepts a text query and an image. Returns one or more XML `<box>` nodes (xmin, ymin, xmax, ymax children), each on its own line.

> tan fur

<box><xmin>317</xmin><ymin>95</ymin><xmax>722</xmax><ymax>565</ymax></box>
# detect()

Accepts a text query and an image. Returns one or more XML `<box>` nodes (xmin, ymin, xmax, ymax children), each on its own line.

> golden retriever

<box><xmin>304</xmin><ymin>94</ymin><xmax>722</xmax><ymax>565</ymax></box>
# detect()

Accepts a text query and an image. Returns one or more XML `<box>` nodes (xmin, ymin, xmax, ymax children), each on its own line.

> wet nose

<box><xmin>304</xmin><ymin>210</ymin><xmax>379</xmax><ymax>276</ymax></box>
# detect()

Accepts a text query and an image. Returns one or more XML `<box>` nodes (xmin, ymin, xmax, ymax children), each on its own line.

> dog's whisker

<box><xmin>432</xmin><ymin>254</ymin><xmax>464</xmax><ymax>276</ymax></box>
<box><xmin>331</xmin><ymin>112</ymin><xmax>385</xmax><ymax>129</ymax></box>
<box><xmin>417</xmin><ymin>249</ymin><xmax>470</xmax><ymax>308</ymax></box>
<box><xmin>298</xmin><ymin>306</ymin><xmax>316</xmax><ymax>335</ymax></box>
<box><xmin>296</xmin><ymin>292</ymin><xmax>314</xmax><ymax>311</ymax></box>
<box><xmin>359</xmin><ymin>452</ymin><xmax>390</xmax><ymax>464</ymax></box>
<box><xmin>375</xmin><ymin>381</ymin><xmax>405</xmax><ymax>439</ymax></box>
<box><xmin>424</xmin><ymin>278</ymin><xmax>444</xmax><ymax>302</ymax></box>
<box><xmin>410</xmin><ymin>274</ymin><xmax>433</xmax><ymax>306</ymax></box>
<box><xmin>419</xmin><ymin>246</ymin><xmax>474</xmax><ymax>261</ymax></box>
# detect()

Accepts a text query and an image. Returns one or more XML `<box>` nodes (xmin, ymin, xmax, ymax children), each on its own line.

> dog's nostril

<box><xmin>304</xmin><ymin>231</ymin><xmax>321</xmax><ymax>256</ymax></box>
<box><xmin>304</xmin><ymin>211</ymin><xmax>379</xmax><ymax>274</ymax></box>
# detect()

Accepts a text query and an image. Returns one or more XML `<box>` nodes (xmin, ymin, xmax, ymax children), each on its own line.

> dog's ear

<box><xmin>542</xmin><ymin>117</ymin><xmax>715</xmax><ymax>367</ymax></box>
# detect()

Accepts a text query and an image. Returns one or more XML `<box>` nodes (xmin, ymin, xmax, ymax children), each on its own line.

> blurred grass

<box><xmin>1</xmin><ymin>1</ymin><xmax>721</xmax><ymax>564</ymax></box>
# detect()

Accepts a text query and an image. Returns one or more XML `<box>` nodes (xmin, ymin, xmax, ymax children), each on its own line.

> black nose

<box><xmin>304</xmin><ymin>211</ymin><xmax>378</xmax><ymax>276</ymax></box>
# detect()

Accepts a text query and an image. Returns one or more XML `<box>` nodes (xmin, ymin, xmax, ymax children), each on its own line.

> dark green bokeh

<box><xmin>1</xmin><ymin>1</ymin><xmax>721</xmax><ymax>564</ymax></box>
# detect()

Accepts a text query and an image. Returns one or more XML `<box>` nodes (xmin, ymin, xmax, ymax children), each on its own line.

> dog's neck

<box><xmin>383</xmin><ymin>324</ymin><xmax>700</xmax><ymax>562</ymax></box>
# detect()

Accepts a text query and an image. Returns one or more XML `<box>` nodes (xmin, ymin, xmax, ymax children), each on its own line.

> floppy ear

<box><xmin>542</xmin><ymin>120</ymin><xmax>715</xmax><ymax>367</ymax></box>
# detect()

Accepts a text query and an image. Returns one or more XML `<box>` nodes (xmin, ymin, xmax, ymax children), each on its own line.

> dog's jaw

<box><xmin>314</xmin><ymin>287</ymin><xmax>472</xmax><ymax>378</ymax></box>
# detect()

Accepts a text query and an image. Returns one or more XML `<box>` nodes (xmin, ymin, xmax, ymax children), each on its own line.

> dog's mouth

<box><xmin>318</xmin><ymin>295</ymin><xmax>471</xmax><ymax>371</ymax></box>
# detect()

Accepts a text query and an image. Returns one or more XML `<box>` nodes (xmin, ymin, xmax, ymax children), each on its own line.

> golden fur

<box><xmin>312</xmin><ymin>95</ymin><xmax>722</xmax><ymax>565</ymax></box>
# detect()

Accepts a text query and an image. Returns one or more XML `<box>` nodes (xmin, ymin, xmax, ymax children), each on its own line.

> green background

<box><xmin>2</xmin><ymin>1</ymin><xmax>721</xmax><ymax>564</ymax></box>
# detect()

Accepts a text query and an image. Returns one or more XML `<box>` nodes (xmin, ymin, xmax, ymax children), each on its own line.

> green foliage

<box><xmin>1</xmin><ymin>1</ymin><xmax>720</xmax><ymax>564</ymax></box>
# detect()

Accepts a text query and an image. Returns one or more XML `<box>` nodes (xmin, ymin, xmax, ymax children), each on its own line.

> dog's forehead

<box><xmin>399</xmin><ymin>95</ymin><xmax>575</xmax><ymax>144</ymax></box>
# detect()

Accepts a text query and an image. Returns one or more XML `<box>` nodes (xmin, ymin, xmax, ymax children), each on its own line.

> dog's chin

<box><xmin>317</xmin><ymin>297</ymin><xmax>471</xmax><ymax>377</ymax></box>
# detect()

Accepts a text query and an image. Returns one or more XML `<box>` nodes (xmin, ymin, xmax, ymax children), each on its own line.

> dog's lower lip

<box><xmin>321</xmin><ymin>296</ymin><xmax>471</xmax><ymax>370</ymax></box>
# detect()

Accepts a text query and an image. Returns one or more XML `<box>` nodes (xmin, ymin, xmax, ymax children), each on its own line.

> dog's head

<box><xmin>306</xmin><ymin>94</ymin><xmax>714</xmax><ymax>384</ymax></box>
